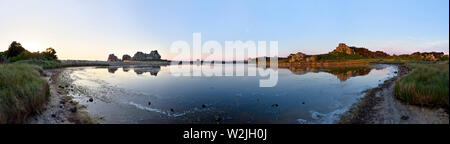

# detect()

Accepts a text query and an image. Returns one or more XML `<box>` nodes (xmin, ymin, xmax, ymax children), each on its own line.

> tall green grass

<box><xmin>14</xmin><ymin>59</ymin><xmax>108</xmax><ymax>69</ymax></box>
<box><xmin>394</xmin><ymin>62</ymin><xmax>449</xmax><ymax>108</ymax></box>
<box><xmin>0</xmin><ymin>64</ymin><xmax>49</xmax><ymax>124</ymax></box>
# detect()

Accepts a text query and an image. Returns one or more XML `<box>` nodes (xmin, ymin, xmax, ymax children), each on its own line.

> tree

<box><xmin>42</xmin><ymin>47</ymin><xmax>57</xmax><ymax>60</ymax></box>
<box><xmin>5</xmin><ymin>41</ymin><xmax>26</xmax><ymax>58</ymax></box>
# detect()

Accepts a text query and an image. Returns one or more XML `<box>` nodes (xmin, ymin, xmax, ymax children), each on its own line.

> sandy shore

<box><xmin>339</xmin><ymin>64</ymin><xmax>449</xmax><ymax>124</ymax></box>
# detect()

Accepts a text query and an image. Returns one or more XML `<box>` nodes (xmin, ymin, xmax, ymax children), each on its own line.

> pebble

<box><xmin>401</xmin><ymin>115</ymin><xmax>409</xmax><ymax>120</ymax></box>
<box><xmin>214</xmin><ymin>116</ymin><xmax>221</xmax><ymax>122</ymax></box>
<box><xmin>69</xmin><ymin>107</ymin><xmax>77</xmax><ymax>113</ymax></box>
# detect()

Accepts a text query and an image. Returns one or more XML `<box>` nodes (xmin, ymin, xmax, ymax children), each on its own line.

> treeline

<box><xmin>0</xmin><ymin>41</ymin><xmax>58</xmax><ymax>63</ymax></box>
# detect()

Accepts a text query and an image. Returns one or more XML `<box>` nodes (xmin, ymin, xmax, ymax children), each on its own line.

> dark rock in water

<box><xmin>51</xmin><ymin>114</ymin><xmax>56</xmax><ymax>117</ymax></box>
<box><xmin>394</xmin><ymin>71</ymin><xmax>398</xmax><ymax>74</ymax></box>
<box><xmin>59</xmin><ymin>105</ymin><xmax>63</xmax><ymax>108</ymax></box>
<box><xmin>272</xmin><ymin>104</ymin><xmax>279</xmax><ymax>107</ymax></box>
<box><xmin>214</xmin><ymin>116</ymin><xmax>221</xmax><ymax>122</ymax></box>
<box><xmin>69</xmin><ymin>107</ymin><xmax>77</xmax><ymax>113</ymax></box>
<box><xmin>302</xmin><ymin>102</ymin><xmax>305</xmax><ymax>104</ymax></box>
<box><xmin>170</xmin><ymin>108</ymin><xmax>174</xmax><ymax>112</ymax></box>
<box><xmin>88</xmin><ymin>98</ymin><xmax>93</xmax><ymax>102</ymax></box>
<box><xmin>201</xmin><ymin>104</ymin><xmax>206</xmax><ymax>108</ymax></box>
<box><xmin>148</xmin><ymin>102</ymin><xmax>152</xmax><ymax>106</ymax></box>
<box><xmin>401</xmin><ymin>115</ymin><xmax>409</xmax><ymax>120</ymax></box>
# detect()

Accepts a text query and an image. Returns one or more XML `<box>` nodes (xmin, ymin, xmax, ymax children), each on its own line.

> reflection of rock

<box><xmin>133</xmin><ymin>66</ymin><xmax>161</xmax><ymax>76</ymax></box>
<box><xmin>108</xmin><ymin>67</ymin><xmax>119</xmax><ymax>73</ymax></box>
<box><xmin>122</xmin><ymin>66</ymin><xmax>130</xmax><ymax>72</ymax></box>
<box><xmin>286</xmin><ymin>65</ymin><xmax>373</xmax><ymax>82</ymax></box>
<box><xmin>329</xmin><ymin>67</ymin><xmax>372</xmax><ymax>81</ymax></box>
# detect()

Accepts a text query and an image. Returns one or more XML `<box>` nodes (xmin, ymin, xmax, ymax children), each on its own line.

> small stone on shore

<box><xmin>70</xmin><ymin>107</ymin><xmax>77</xmax><ymax>113</ymax></box>
<box><xmin>401</xmin><ymin>115</ymin><xmax>409</xmax><ymax>120</ymax></box>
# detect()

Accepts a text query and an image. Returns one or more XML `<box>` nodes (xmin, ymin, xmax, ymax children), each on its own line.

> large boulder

<box><xmin>132</xmin><ymin>50</ymin><xmax>161</xmax><ymax>61</ymax></box>
<box><xmin>332</xmin><ymin>43</ymin><xmax>389</xmax><ymax>58</ymax></box>
<box><xmin>350</xmin><ymin>47</ymin><xmax>389</xmax><ymax>58</ymax></box>
<box><xmin>411</xmin><ymin>52</ymin><xmax>445</xmax><ymax>61</ymax></box>
<box><xmin>332</xmin><ymin>43</ymin><xmax>355</xmax><ymax>55</ymax></box>
<box><xmin>107</xmin><ymin>54</ymin><xmax>120</xmax><ymax>62</ymax></box>
<box><xmin>122</xmin><ymin>54</ymin><xmax>131</xmax><ymax>61</ymax></box>
<box><xmin>288</xmin><ymin>52</ymin><xmax>307</xmax><ymax>63</ymax></box>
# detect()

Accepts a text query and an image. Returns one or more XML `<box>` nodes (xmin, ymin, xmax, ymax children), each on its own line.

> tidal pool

<box><xmin>62</xmin><ymin>64</ymin><xmax>397</xmax><ymax>124</ymax></box>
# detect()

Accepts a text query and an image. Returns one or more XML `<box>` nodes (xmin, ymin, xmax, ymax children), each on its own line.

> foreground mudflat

<box><xmin>340</xmin><ymin>64</ymin><xmax>449</xmax><ymax>124</ymax></box>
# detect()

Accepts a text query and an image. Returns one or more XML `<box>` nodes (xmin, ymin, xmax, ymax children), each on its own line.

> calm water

<box><xmin>62</xmin><ymin>64</ymin><xmax>397</xmax><ymax>124</ymax></box>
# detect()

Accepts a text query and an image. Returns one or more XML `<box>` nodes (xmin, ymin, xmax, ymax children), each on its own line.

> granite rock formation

<box><xmin>122</xmin><ymin>54</ymin><xmax>131</xmax><ymax>61</ymax></box>
<box><xmin>107</xmin><ymin>54</ymin><xmax>120</xmax><ymax>62</ymax></box>
<box><xmin>332</xmin><ymin>43</ymin><xmax>389</xmax><ymax>58</ymax></box>
<box><xmin>332</xmin><ymin>43</ymin><xmax>355</xmax><ymax>55</ymax></box>
<box><xmin>132</xmin><ymin>50</ymin><xmax>161</xmax><ymax>61</ymax></box>
<box><xmin>411</xmin><ymin>52</ymin><xmax>445</xmax><ymax>61</ymax></box>
<box><xmin>288</xmin><ymin>52</ymin><xmax>307</xmax><ymax>63</ymax></box>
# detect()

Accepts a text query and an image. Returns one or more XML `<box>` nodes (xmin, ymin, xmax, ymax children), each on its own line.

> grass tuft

<box><xmin>0</xmin><ymin>64</ymin><xmax>49</xmax><ymax>123</ymax></box>
<box><xmin>394</xmin><ymin>62</ymin><xmax>449</xmax><ymax>108</ymax></box>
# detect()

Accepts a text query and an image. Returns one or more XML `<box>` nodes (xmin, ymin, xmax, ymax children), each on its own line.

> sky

<box><xmin>0</xmin><ymin>0</ymin><xmax>448</xmax><ymax>60</ymax></box>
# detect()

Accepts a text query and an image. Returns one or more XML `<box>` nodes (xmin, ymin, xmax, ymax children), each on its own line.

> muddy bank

<box><xmin>339</xmin><ymin>64</ymin><xmax>449</xmax><ymax>124</ymax></box>
<box><xmin>29</xmin><ymin>69</ymin><xmax>94</xmax><ymax>124</ymax></box>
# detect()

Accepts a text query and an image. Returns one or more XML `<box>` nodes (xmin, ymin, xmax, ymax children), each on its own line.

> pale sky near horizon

<box><xmin>0</xmin><ymin>0</ymin><xmax>448</xmax><ymax>60</ymax></box>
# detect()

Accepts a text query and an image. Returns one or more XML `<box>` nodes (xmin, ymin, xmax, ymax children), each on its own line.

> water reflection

<box><xmin>73</xmin><ymin>64</ymin><xmax>397</xmax><ymax>124</ymax></box>
<box><xmin>283</xmin><ymin>64</ymin><xmax>376</xmax><ymax>81</ymax></box>
<box><xmin>133</xmin><ymin>66</ymin><xmax>161</xmax><ymax>76</ymax></box>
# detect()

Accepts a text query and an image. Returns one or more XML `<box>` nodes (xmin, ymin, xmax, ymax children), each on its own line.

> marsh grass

<box><xmin>0</xmin><ymin>64</ymin><xmax>49</xmax><ymax>123</ymax></box>
<box><xmin>14</xmin><ymin>59</ymin><xmax>108</xmax><ymax>69</ymax></box>
<box><xmin>394</xmin><ymin>61</ymin><xmax>449</xmax><ymax>108</ymax></box>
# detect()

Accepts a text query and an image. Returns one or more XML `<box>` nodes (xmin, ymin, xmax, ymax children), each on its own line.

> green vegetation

<box><xmin>315</xmin><ymin>53</ymin><xmax>366</xmax><ymax>61</ymax></box>
<box><xmin>14</xmin><ymin>59</ymin><xmax>108</xmax><ymax>69</ymax></box>
<box><xmin>394</xmin><ymin>61</ymin><xmax>449</xmax><ymax>108</ymax></box>
<box><xmin>0</xmin><ymin>64</ymin><xmax>49</xmax><ymax>124</ymax></box>
<box><xmin>4</xmin><ymin>41</ymin><xmax>58</xmax><ymax>63</ymax></box>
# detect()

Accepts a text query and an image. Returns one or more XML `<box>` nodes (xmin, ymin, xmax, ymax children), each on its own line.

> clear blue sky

<box><xmin>0</xmin><ymin>0</ymin><xmax>448</xmax><ymax>60</ymax></box>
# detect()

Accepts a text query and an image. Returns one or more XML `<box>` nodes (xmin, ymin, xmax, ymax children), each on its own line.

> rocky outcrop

<box><xmin>350</xmin><ymin>47</ymin><xmax>389</xmax><ymax>58</ymax></box>
<box><xmin>411</xmin><ymin>52</ymin><xmax>445</xmax><ymax>61</ymax></box>
<box><xmin>288</xmin><ymin>52</ymin><xmax>307</xmax><ymax>63</ymax></box>
<box><xmin>332</xmin><ymin>43</ymin><xmax>389</xmax><ymax>58</ymax></box>
<box><xmin>132</xmin><ymin>50</ymin><xmax>161</xmax><ymax>61</ymax></box>
<box><xmin>107</xmin><ymin>54</ymin><xmax>120</xmax><ymax>62</ymax></box>
<box><xmin>122</xmin><ymin>54</ymin><xmax>131</xmax><ymax>61</ymax></box>
<box><xmin>332</xmin><ymin>43</ymin><xmax>355</xmax><ymax>55</ymax></box>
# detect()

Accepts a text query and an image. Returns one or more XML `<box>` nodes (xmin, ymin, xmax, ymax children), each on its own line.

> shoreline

<box><xmin>29</xmin><ymin>68</ymin><xmax>94</xmax><ymax>124</ymax></box>
<box><xmin>28</xmin><ymin>63</ymin><xmax>448</xmax><ymax>124</ymax></box>
<box><xmin>339</xmin><ymin>64</ymin><xmax>449</xmax><ymax>124</ymax></box>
